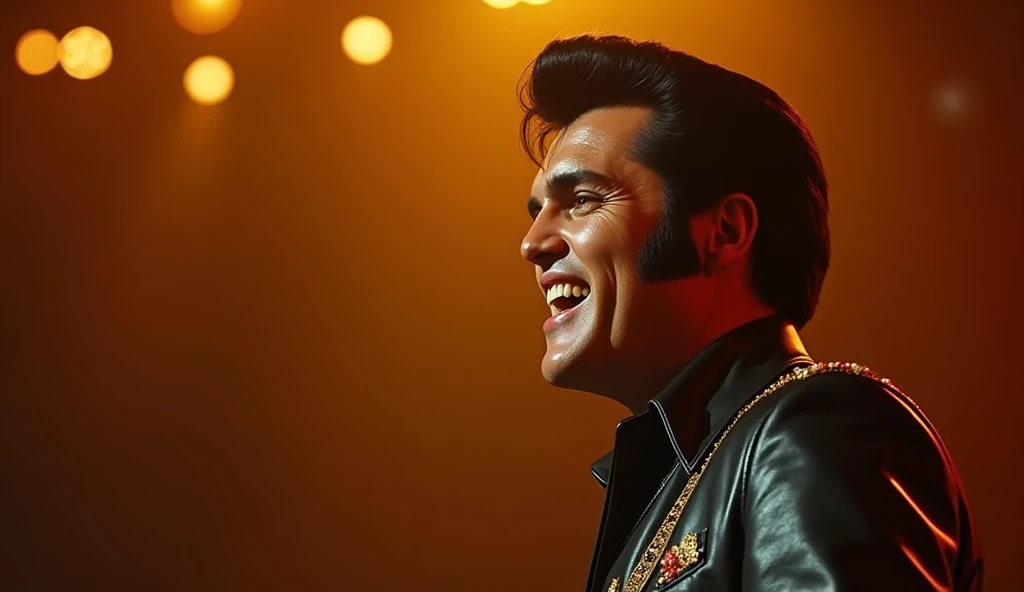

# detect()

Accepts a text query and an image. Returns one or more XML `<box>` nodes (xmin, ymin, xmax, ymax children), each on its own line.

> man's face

<box><xmin>522</xmin><ymin>106</ymin><xmax>678</xmax><ymax>392</ymax></box>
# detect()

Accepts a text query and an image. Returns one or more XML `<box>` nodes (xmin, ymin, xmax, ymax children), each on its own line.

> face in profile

<box><xmin>521</xmin><ymin>106</ymin><xmax>680</xmax><ymax>395</ymax></box>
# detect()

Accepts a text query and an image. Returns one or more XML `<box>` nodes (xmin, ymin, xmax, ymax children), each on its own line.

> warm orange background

<box><xmin>1</xmin><ymin>0</ymin><xmax>1021</xmax><ymax>590</ymax></box>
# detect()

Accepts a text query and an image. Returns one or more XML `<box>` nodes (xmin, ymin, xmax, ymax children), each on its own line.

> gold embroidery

<box><xmin>676</xmin><ymin>533</ymin><xmax>699</xmax><ymax>566</ymax></box>
<box><xmin>617</xmin><ymin>362</ymin><xmax>901</xmax><ymax>592</ymax></box>
<box><xmin>607</xmin><ymin>577</ymin><xmax>621</xmax><ymax>592</ymax></box>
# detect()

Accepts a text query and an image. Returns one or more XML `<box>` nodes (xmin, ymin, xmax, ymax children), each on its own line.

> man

<box><xmin>518</xmin><ymin>35</ymin><xmax>982</xmax><ymax>591</ymax></box>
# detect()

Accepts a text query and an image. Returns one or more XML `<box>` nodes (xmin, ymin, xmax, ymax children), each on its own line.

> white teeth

<box><xmin>550</xmin><ymin>305</ymin><xmax>559</xmax><ymax>316</ymax></box>
<box><xmin>544</xmin><ymin>282</ymin><xmax>592</xmax><ymax>305</ymax></box>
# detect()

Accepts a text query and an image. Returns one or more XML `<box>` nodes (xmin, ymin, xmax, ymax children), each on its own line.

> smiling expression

<box><xmin>521</xmin><ymin>106</ymin><xmax>671</xmax><ymax>392</ymax></box>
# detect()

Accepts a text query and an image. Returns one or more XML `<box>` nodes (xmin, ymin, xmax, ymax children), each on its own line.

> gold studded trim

<box><xmin>619</xmin><ymin>362</ymin><xmax>901</xmax><ymax>592</ymax></box>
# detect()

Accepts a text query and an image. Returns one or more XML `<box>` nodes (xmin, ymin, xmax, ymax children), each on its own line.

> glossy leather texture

<box><xmin>587</xmin><ymin>316</ymin><xmax>982</xmax><ymax>591</ymax></box>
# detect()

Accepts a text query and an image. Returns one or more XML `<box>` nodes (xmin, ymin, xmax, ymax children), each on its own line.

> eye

<box><xmin>572</xmin><ymin>192</ymin><xmax>602</xmax><ymax>213</ymax></box>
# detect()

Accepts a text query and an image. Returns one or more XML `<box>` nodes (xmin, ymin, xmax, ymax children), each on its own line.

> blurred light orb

<box><xmin>484</xmin><ymin>0</ymin><xmax>519</xmax><ymax>7</ymax></box>
<box><xmin>184</xmin><ymin>56</ymin><xmax>235</xmax><ymax>105</ymax></box>
<box><xmin>15</xmin><ymin>29</ymin><xmax>59</xmax><ymax>75</ymax></box>
<box><xmin>341</xmin><ymin>16</ymin><xmax>392</xmax><ymax>65</ymax></box>
<box><xmin>58</xmin><ymin>26</ymin><xmax>113</xmax><ymax>80</ymax></box>
<box><xmin>522</xmin><ymin>0</ymin><xmax>553</xmax><ymax>4</ymax></box>
<box><xmin>172</xmin><ymin>0</ymin><xmax>242</xmax><ymax>35</ymax></box>
<box><xmin>932</xmin><ymin>79</ymin><xmax>980</xmax><ymax>128</ymax></box>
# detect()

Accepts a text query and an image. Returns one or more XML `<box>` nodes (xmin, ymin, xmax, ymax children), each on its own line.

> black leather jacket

<box><xmin>586</xmin><ymin>317</ymin><xmax>983</xmax><ymax>591</ymax></box>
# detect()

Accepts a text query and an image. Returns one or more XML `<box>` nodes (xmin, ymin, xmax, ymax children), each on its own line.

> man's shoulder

<box><xmin>770</xmin><ymin>360</ymin><xmax>929</xmax><ymax>419</ymax></box>
<box><xmin>752</xmin><ymin>364</ymin><xmax>950</xmax><ymax>464</ymax></box>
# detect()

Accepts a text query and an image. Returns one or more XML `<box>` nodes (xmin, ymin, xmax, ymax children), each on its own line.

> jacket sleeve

<box><xmin>741</xmin><ymin>373</ymin><xmax>966</xmax><ymax>591</ymax></box>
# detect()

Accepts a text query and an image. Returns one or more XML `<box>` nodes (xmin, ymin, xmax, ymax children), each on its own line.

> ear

<box><xmin>703</xmin><ymin>193</ymin><xmax>758</xmax><ymax>274</ymax></box>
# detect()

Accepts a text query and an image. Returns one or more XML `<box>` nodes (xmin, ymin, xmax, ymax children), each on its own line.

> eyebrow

<box><xmin>527</xmin><ymin>169</ymin><xmax>617</xmax><ymax>216</ymax></box>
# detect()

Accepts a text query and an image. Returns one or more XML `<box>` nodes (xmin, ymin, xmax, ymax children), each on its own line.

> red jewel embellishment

<box><xmin>659</xmin><ymin>549</ymin><xmax>682</xmax><ymax>581</ymax></box>
<box><xmin>657</xmin><ymin>532</ymin><xmax>700</xmax><ymax>586</ymax></box>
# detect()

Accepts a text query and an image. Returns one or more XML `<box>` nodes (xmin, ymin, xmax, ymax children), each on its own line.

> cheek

<box><xmin>575</xmin><ymin>214</ymin><xmax>632</xmax><ymax>255</ymax></box>
<box><xmin>575</xmin><ymin>218</ymin><xmax>644</xmax><ymax>326</ymax></box>
<box><xmin>576</xmin><ymin>218</ymin><xmax>633</xmax><ymax>300</ymax></box>
<box><xmin>603</xmin><ymin>215</ymin><xmax>661</xmax><ymax>328</ymax></box>
<box><xmin>575</xmin><ymin>210</ymin><xmax>657</xmax><ymax>281</ymax></box>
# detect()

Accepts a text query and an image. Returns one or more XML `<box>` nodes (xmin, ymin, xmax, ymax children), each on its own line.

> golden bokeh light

<box><xmin>483</xmin><ymin>0</ymin><xmax>519</xmax><ymax>7</ymax></box>
<box><xmin>521</xmin><ymin>0</ymin><xmax>553</xmax><ymax>4</ymax></box>
<box><xmin>183</xmin><ymin>56</ymin><xmax>235</xmax><ymax>105</ymax></box>
<box><xmin>341</xmin><ymin>16</ymin><xmax>393</xmax><ymax>66</ymax></box>
<box><xmin>58</xmin><ymin>26</ymin><xmax>113</xmax><ymax>80</ymax></box>
<box><xmin>172</xmin><ymin>0</ymin><xmax>243</xmax><ymax>34</ymax></box>
<box><xmin>15</xmin><ymin>29</ymin><xmax>60</xmax><ymax>75</ymax></box>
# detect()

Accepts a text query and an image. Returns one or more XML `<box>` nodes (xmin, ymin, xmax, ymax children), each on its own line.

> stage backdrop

<box><xmin>2</xmin><ymin>0</ymin><xmax>1021</xmax><ymax>589</ymax></box>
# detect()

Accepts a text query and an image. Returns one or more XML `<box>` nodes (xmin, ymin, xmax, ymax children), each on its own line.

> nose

<box><xmin>521</xmin><ymin>213</ymin><xmax>569</xmax><ymax>269</ymax></box>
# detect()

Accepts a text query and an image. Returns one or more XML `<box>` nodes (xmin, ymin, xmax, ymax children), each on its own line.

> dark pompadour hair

<box><xmin>518</xmin><ymin>35</ymin><xmax>830</xmax><ymax>329</ymax></box>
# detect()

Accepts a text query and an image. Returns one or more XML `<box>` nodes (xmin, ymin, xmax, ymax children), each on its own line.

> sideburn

<box><xmin>636</xmin><ymin>194</ymin><xmax>702</xmax><ymax>282</ymax></box>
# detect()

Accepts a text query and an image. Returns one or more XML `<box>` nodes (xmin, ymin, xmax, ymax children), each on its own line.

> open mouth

<box><xmin>545</xmin><ymin>282</ymin><xmax>591</xmax><ymax>316</ymax></box>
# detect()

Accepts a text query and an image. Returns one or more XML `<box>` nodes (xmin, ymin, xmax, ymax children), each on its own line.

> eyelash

<box><xmin>528</xmin><ymin>193</ymin><xmax>602</xmax><ymax>221</ymax></box>
<box><xmin>573</xmin><ymin>193</ymin><xmax>602</xmax><ymax>210</ymax></box>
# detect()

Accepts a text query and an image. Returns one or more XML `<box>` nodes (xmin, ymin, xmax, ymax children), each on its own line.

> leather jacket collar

<box><xmin>590</xmin><ymin>315</ymin><xmax>813</xmax><ymax>485</ymax></box>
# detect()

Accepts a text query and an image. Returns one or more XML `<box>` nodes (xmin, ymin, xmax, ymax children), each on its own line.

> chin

<box><xmin>541</xmin><ymin>350</ymin><xmax>597</xmax><ymax>392</ymax></box>
<box><xmin>540</xmin><ymin>357</ymin><xmax>565</xmax><ymax>386</ymax></box>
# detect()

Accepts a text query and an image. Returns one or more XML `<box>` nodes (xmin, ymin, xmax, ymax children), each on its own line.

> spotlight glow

<box><xmin>933</xmin><ymin>79</ymin><xmax>980</xmax><ymax>128</ymax></box>
<box><xmin>172</xmin><ymin>0</ymin><xmax>243</xmax><ymax>35</ymax></box>
<box><xmin>58</xmin><ymin>26</ymin><xmax>113</xmax><ymax>80</ymax></box>
<box><xmin>183</xmin><ymin>56</ymin><xmax>235</xmax><ymax>105</ymax></box>
<box><xmin>341</xmin><ymin>16</ymin><xmax>392</xmax><ymax>66</ymax></box>
<box><xmin>483</xmin><ymin>0</ymin><xmax>519</xmax><ymax>7</ymax></box>
<box><xmin>15</xmin><ymin>29</ymin><xmax>59</xmax><ymax>75</ymax></box>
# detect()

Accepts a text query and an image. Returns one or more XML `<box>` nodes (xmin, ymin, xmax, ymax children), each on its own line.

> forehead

<box><xmin>532</xmin><ymin>106</ymin><xmax>654</xmax><ymax>191</ymax></box>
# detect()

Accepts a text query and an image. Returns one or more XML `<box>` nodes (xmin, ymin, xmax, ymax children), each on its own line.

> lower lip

<box><xmin>543</xmin><ymin>299</ymin><xmax>586</xmax><ymax>333</ymax></box>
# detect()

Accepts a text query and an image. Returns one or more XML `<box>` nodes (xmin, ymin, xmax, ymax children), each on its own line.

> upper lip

<box><xmin>539</xmin><ymin>271</ymin><xmax>590</xmax><ymax>292</ymax></box>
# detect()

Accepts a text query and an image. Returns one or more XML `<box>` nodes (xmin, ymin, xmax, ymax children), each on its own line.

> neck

<box><xmin>610</xmin><ymin>309</ymin><xmax>779</xmax><ymax>414</ymax></box>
